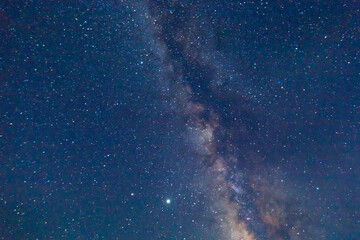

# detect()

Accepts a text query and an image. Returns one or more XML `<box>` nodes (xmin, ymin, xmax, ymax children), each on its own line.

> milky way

<box><xmin>1</xmin><ymin>0</ymin><xmax>359</xmax><ymax>239</ymax></box>
<box><xmin>144</xmin><ymin>2</ymin><xmax>308</xmax><ymax>239</ymax></box>
<box><xmin>143</xmin><ymin>1</ymin><xmax>359</xmax><ymax>239</ymax></box>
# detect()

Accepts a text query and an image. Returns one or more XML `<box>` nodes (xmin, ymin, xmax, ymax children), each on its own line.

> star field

<box><xmin>1</xmin><ymin>1</ymin><xmax>360</xmax><ymax>239</ymax></box>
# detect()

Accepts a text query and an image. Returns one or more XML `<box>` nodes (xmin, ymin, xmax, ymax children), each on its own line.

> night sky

<box><xmin>1</xmin><ymin>1</ymin><xmax>360</xmax><ymax>239</ymax></box>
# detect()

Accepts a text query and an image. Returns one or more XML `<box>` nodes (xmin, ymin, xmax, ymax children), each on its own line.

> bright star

<box><xmin>166</xmin><ymin>198</ymin><xmax>171</xmax><ymax>204</ymax></box>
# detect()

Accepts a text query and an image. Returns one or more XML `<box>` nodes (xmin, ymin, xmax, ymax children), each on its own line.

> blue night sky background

<box><xmin>1</xmin><ymin>1</ymin><xmax>359</xmax><ymax>239</ymax></box>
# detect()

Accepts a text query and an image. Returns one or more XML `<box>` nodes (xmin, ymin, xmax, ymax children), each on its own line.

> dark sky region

<box><xmin>1</xmin><ymin>1</ymin><xmax>360</xmax><ymax>239</ymax></box>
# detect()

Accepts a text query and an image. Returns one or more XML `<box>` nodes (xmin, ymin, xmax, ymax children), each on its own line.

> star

<box><xmin>166</xmin><ymin>198</ymin><xmax>171</xmax><ymax>204</ymax></box>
